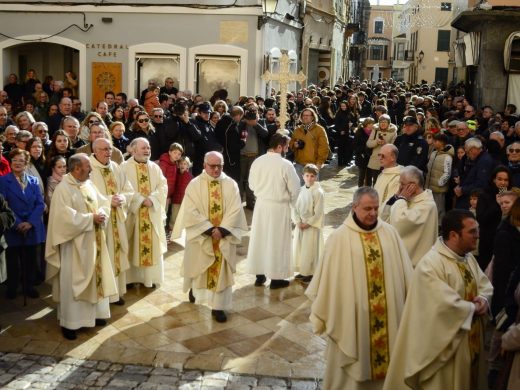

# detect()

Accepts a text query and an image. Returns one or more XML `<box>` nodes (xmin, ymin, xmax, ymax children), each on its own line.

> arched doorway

<box><xmin>0</xmin><ymin>36</ymin><xmax>86</xmax><ymax>104</ymax></box>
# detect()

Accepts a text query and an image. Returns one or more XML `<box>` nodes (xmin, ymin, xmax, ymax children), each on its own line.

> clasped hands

<box><xmin>473</xmin><ymin>296</ymin><xmax>488</xmax><ymax>316</ymax></box>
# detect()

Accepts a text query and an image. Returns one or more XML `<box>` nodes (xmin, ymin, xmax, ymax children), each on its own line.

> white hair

<box><xmin>465</xmin><ymin>137</ymin><xmax>482</xmax><ymax>150</ymax></box>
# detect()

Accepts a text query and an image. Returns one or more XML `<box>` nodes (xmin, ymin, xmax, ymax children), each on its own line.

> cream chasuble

<box><xmin>121</xmin><ymin>157</ymin><xmax>167</xmax><ymax>287</ymax></box>
<box><xmin>174</xmin><ymin>171</ymin><xmax>247</xmax><ymax>310</ymax></box>
<box><xmin>306</xmin><ymin>215</ymin><xmax>413</xmax><ymax>390</ymax></box>
<box><xmin>383</xmin><ymin>238</ymin><xmax>493</xmax><ymax>390</ymax></box>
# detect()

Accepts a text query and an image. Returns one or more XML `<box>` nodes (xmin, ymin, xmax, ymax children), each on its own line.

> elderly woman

<box><xmin>3</xmin><ymin>125</ymin><xmax>19</xmax><ymax>157</ymax></box>
<box><xmin>0</xmin><ymin>148</ymin><xmax>46</xmax><ymax>299</ymax></box>
<box><xmin>32</xmin><ymin>122</ymin><xmax>52</xmax><ymax>151</ymax></box>
<box><xmin>15</xmin><ymin>111</ymin><xmax>36</xmax><ymax>132</ymax></box>
<box><xmin>365</xmin><ymin>114</ymin><xmax>398</xmax><ymax>186</ymax></box>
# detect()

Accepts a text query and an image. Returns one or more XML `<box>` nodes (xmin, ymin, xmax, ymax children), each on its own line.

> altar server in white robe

<box><xmin>247</xmin><ymin>133</ymin><xmax>301</xmax><ymax>289</ymax></box>
<box><xmin>45</xmin><ymin>153</ymin><xmax>117</xmax><ymax>340</ymax></box>
<box><xmin>174</xmin><ymin>151</ymin><xmax>247</xmax><ymax>322</ymax></box>
<box><xmin>121</xmin><ymin>138</ymin><xmax>167</xmax><ymax>288</ymax></box>
<box><xmin>90</xmin><ymin>138</ymin><xmax>134</xmax><ymax>304</ymax></box>
<box><xmin>292</xmin><ymin>163</ymin><xmax>324</xmax><ymax>282</ymax></box>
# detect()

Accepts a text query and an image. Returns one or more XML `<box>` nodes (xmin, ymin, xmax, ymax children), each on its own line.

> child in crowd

<box><xmin>159</xmin><ymin>143</ymin><xmax>183</xmax><ymax>234</ymax></box>
<box><xmin>292</xmin><ymin>164</ymin><xmax>324</xmax><ymax>283</ymax></box>
<box><xmin>46</xmin><ymin>155</ymin><xmax>66</xmax><ymax>208</ymax></box>
<box><xmin>170</xmin><ymin>156</ymin><xmax>193</xmax><ymax>232</ymax></box>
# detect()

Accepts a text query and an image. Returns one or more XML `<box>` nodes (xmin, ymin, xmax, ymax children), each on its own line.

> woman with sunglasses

<box><xmin>128</xmin><ymin>111</ymin><xmax>160</xmax><ymax>159</ymax></box>
<box><xmin>79</xmin><ymin>112</ymin><xmax>107</xmax><ymax>141</ymax></box>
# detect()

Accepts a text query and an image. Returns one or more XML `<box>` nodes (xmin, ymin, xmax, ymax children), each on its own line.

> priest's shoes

<box><xmin>211</xmin><ymin>310</ymin><xmax>227</xmax><ymax>323</ymax></box>
<box><xmin>270</xmin><ymin>279</ymin><xmax>290</xmax><ymax>289</ymax></box>
<box><xmin>254</xmin><ymin>275</ymin><xmax>266</xmax><ymax>286</ymax></box>
<box><xmin>95</xmin><ymin>319</ymin><xmax>107</xmax><ymax>327</ymax></box>
<box><xmin>61</xmin><ymin>327</ymin><xmax>77</xmax><ymax>340</ymax></box>
<box><xmin>188</xmin><ymin>289</ymin><xmax>196</xmax><ymax>303</ymax></box>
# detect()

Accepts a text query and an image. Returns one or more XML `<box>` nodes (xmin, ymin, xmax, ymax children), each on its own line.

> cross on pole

<box><xmin>262</xmin><ymin>50</ymin><xmax>306</xmax><ymax>134</ymax></box>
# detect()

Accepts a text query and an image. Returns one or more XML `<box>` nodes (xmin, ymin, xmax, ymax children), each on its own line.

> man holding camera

<box><xmin>239</xmin><ymin>108</ymin><xmax>268</xmax><ymax>210</ymax></box>
<box><xmin>290</xmin><ymin>108</ymin><xmax>330</xmax><ymax>181</ymax></box>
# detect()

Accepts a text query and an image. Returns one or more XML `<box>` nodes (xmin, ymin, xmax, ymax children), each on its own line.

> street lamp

<box><xmin>258</xmin><ymin>0</ymin><xmax>279</xmax><ymax>29</ymax></box>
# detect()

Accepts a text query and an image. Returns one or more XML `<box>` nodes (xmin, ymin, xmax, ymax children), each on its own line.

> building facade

<box><xmin>363</xmin><ymin>4</ymin><xmax>394</xmax><ymax>81</ymax></box>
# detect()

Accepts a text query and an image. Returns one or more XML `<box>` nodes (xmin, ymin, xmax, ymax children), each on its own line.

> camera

<box><xmin>295</xmin><ymin>139</ymin><xmax>306</xmax><ymax>149</ymax></box>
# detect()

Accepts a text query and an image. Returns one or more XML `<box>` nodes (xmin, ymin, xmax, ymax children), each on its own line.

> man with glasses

<box><xmin>76</xmin><ymin>124</ymin><xmax>124</xmax><ymax>164</ymax></box>
<box><xmin>160</xmin><ymin>77</ymin><xmax>178</xmax><ymax>98</ymax></box>
<box><xmin>71</xmin><ymin>96</ymin><xmax>85</xmax><ymax>122</ymax></box>
<box><xmin>175</xmin><ymin>151</ymin><xmax>247</xmax><ymax>323</ymax></box>
<box><xmin>507</xmin><ymin>141</ymin><xmax>520</xmax><ymax>186</ymax></box>
<box><xmin>90</xmin><ymin>138</ymin><xmax>134</xmax><ymax>306</ymax></box>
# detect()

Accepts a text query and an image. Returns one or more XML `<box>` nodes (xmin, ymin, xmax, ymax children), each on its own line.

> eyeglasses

<box><xmin>138</xmin><ymin>118</ymin><xmax>150</xmax><ymax>123</ymax></box>
<box><xmin>509</xmin><ymin>148</ymin><xmax>520</xmax><ymax>153</ymax></box>
<box><xmin>89</xmin><ymin>120</ymin><xmax>100</xmax><ymax>125</ymax></box>
<box><xmin>154</xmin><ymin>115</ymin><xmax>163</xmax><ymax>118</ymax></box>
<box><xmin>11</xmin><ymin>159</ymin><xmax>26</xmax><ymax>164</ymax></box>
<box><xmin>206</xmin><ymin>163</ymin><xmax>223</xmax><ymax>169</ymax></box>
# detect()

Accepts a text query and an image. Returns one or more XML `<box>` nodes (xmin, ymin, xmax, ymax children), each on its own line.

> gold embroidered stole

<box><xmin>207</xmin><ymin>180</ymin><xmax>223</xmax><ymax>291</ymax></box>
<box><xmin>101</xmin><ymin>167</ymin><xmax>122</xmax><ymax>276</ymax></box>
<box><xmin>79</xmin><ymin>183</ymin><xmax>104</xmax><ymax>298</ymax></box>
<box><xmin>136</xmin><ymin>163</ymin><xmax>153</xmax><ymax>267</ymax></box>
<box><xmin>360</xmin><ymin>231</ymin><xmax>390</xmax><ymax>380</ymax></box>
<box><xmin>455</xmin><ymin>261</ymin><xmax>481</xmax><ymax>389</ymax></box>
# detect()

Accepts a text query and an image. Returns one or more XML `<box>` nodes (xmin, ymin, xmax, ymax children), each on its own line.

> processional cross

<box><xmin>262</xmin><ymin>50</ymin><xmax>307</xmax><ymax>133</ymax></box>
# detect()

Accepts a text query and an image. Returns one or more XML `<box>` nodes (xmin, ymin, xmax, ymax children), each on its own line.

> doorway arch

<box><xmin>0</xmin><ymin>35</ymin><xmax>86</xmax><ymax>105</ymax></box>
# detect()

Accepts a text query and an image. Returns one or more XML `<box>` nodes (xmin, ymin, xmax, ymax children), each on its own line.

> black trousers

<box><xmin>6</xmin><ymin>245</ymin><xmax>38</xmax><ymax>293</ymax></box>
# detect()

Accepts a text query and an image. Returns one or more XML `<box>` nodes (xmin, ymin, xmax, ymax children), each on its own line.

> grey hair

<box><xmin>68</xmin><ymin>153</ymin><xmax>88</xmax><ymax>171</ymax></box>
<box><xmin>129</xmin><ymin>137</ymin><xmax>150</xmax><ymax>150</ymax></box>
<box><xmin>382</xmin><ymin>144</ymin><xmax>398</xmax><ymax>160</ymax></box>
<box><xmin>352</xmin><ymin>187</ymin><xmax>379</xmax><ymax>206</ymax></box>
<box><xmin>5</xmin><ymin>125</ymin><xmax>19</xmax><ymax>134</ymax></box>
<box><xmin>490</xmin><ymin>131</ymin><xmax>504</xmax><ymax>141</ymax></box>
<box><xmin>507</xmin><ymin>141</ymin><xmax>520</xmax><ymax>152</ymax></box>
<box><xmin>401</xmin><ymin>165</ymin><xmax>424</xmax><ymax>188</ymax></box>
<box><xmin>465</xmin><ymin>137</ymin><xmax>482</xmax><ymax>150</ymax></box>
<box><xmin>203</xmin><ymin>151</ymin><xmax>224</xmax><ymax>164</ymax></box>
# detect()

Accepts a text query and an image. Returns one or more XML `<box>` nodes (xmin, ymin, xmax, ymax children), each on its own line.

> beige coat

<box><xmin>374</xmin><ymin>165</ymin><xmax>402</xmax><ymax>215</ymax></box>
<box><xmin>366</xmin><ymin>123</ymin><xmax>398</xmax><ymax>170</ymax></box>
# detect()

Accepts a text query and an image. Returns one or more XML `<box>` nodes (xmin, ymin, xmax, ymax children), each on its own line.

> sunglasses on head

<box><xmin>138</xmin><ymin>118</ymin><xmax>150</xmax><ymax>123</ymax></box>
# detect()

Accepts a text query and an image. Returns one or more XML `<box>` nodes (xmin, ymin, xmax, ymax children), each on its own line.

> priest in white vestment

<box><xmin>384</xmin><ymin>210</ymin><xmax>493</xmax><ymax>390</ymax></box>
<box><xmin>89</xmin><ymin>138</ymin><xmax>134</xmax><ymax>304</ymax></box>
<box><xmin>121</xmin><ymin>138</ymin><xmax>167</xmax><ymax>288</ymax></box>
<box><xmin>45</xmin><ymin>153</ymin><xmax>117</xmax><ymax>340</ymax></box>
<box><xmin>306</xmin><ymin>187</ymin><xmax>413</xmax><ymax>390</ymax></box>
<box><xmin>246</xmin><ymin>134</ymin><xmax>301</xmax><ymax>289</ymax></box>
<box><xmin>373</xmin><ymin>144</ymin><xmax>402</xmax><ymax>222</ymax></box>
<box><xmin>387</xmin><ymin>165</ymin><xmax>438</xmax><ymax>266</ymax></box>
<box><xmin>174</xmin><ymin>151</ymin><xmax>247</xmax><ymax>322</ymax></box>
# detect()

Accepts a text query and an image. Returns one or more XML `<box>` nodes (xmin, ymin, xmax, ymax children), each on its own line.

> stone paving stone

<box><xmin>151</xmin><ymin>367</ymin><xmax>180</xmax><ymax>376</ymax></box>
<box><xmin>61</xmin><ymin>357</ymin><xmax>85</xmax><ymax>366</ymax></box>
<box><xmin>228</xmin><ymin>374</ymin><xmax>257</xmax><ymax>386</ymax></box>
<box><xmin>28</xmin><ymin>363</ymin><xmax>52</xmax><ymax>374</ymax></box>
<box><xmin>109</xmin><ymin>363</ymin><xmax>124</xmax><ymax>371</ymax></box>
<box><xmin>96</xmin><ymin>361</ymin><xmax>111</xmax><ymax>370</ymax></box>
<box><xmin>95</xmin><ymin>371</ymin><xmax>117</xmax><ymax>386</ymax></box>
<box><xmin>203</xmin><ymin>371</ymin><xmax>229</xmax><ymax>381</ymax></box>
<box><xmin>81</xmin><ymin>360</ymin><xmax>98</xmax><ymax>369</ymax></box>
<box><xmin>225</xmin><ymin>385</ymin><xmax>251</xmax><ymax>390</ymax></box>
<box><xmin>1</xmin><ymin>353</ymin><xmax>25</xmax><ymax>362</ymax></box>
<box><xmin>5</xmin><ymin>380</ymin><xmax>32</xmax><ymax>389</ymax></box>
<box><xmin>123</xmin><ymin>364</ymin><xmax>154</xmax><ymax>374</ymax></box>
<box><xmin>0</xmin><ymin>373</ymin><xmax>15</xmax><ymax>385</ymax></box>
<box><xmin>85</xmin><ymin>370</ymin><xmax>103</xmax><ymax>382</ymax></box>
<box><xmin>257</xmin><ymin>377</ymin><xmax>288</xmax><ymax>387</ymax></box>
<box><xmin>113</xmin><ymin>371</ymin><xmax>149</xmax><ymax>382</ymax></box>
<box><xmin>107</xmin><ymin>378</ymin><xmax>140</xmax><ymax>388</ymax></box>
<box><xmin>147</xmin><ymin>374</ymin><xmax>179</xmax><ymax>385</ymax></box>
<box><xmin>39</xmin><ymin>356</ymin><xmax>57</xmax><ymax>366</ymax></box>
<box><xmin>201</xmin><ymin>377</ymin><xmax>227</xmax><ymax>387</ymax></box>
<box><xmin>60</xmin><ymin>367</ymin><xmax>92</xmax><ymax>384</ymax></box>
<box><xmin>177</xmin><ymin>382</ymin><xmax>202</xmax><ymax>390</ymax></box>
<box><xmin>290</xmin><ymin>380</ymin><xmax>319</xmax><ymax>390</ymax></box>
<box><xmin>181</xmin><ymin>370</ymin><xmax>203</xmax><ymax>381</ymax></box>
<box><xmin>30</xmin><ymin>382</ymin><xmax>51</xmax><ymax>389</ymax></box>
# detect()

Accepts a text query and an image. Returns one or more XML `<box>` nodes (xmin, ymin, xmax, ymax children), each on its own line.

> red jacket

<box><xmin>0</xmin><ymin>156</ymin><xmax>11</xmax><ymax>176</ymax></box>
<box><xmin>159</xmin><ymin>152</ymin><xmax>177</xmax><ymax>199</ymax></box>
<box><xmin>173</xmin><ymin>170</ymin><xmax>193</xmax><ymax>204</ymax></box>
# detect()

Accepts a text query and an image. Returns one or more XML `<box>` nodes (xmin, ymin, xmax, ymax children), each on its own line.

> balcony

<box><xmin>404</xmin><ymin>50</ymin><xmax>415</xmax><ymax>61</ymax></box>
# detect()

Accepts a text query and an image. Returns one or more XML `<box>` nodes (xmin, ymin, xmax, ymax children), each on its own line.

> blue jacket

<box><xmin>0</xmin><ymin>173</ymin><xmax>46</xmax><ymax>246</ymax></box>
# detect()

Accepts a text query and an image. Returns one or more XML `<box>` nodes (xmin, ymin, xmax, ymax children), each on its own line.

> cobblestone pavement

<box><xmin>0</xmin><ymin>352</ymin><xmax>322</xmax><ymax>389</ymax></box>
<box><xmin>0</xmin><ymin>161</ymin><xmax>358</xmax><ymax>388</ymax></box>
